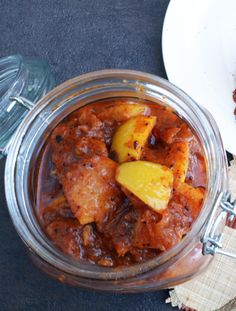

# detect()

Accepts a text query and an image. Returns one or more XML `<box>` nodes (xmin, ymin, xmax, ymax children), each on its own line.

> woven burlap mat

<box><xmin>166</xmin><ymin>158</ymin><xmax>236</xmax><ymax>311</ymax></box>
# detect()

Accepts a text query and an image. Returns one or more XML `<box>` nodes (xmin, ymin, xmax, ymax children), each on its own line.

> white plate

<box><xmin>162</xmin><ymin>0</ymin><xmax>236</xmax><ymax>154</ymax></box>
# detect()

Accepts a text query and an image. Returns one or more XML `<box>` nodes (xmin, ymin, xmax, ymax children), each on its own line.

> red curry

<box><xmin>36</xmin><ymin>99</ymin><xmax>206</xmax><ymax>267</ymax></box>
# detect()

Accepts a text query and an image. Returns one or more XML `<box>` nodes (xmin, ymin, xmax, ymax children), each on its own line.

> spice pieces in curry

<box><xmin>36</xmin><ymin>99</ymin><xmax>206</xmax><ymax>267</ymax></box>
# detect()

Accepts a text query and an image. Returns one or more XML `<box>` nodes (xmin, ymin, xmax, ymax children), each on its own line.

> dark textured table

<box><xmin>0</xmin><ymin>1</ymin><xmax>174</xmax><ymax>310</ymax></box>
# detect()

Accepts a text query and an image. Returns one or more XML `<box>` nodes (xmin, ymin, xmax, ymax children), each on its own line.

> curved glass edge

<box><xmin>0</xmin><ymin>55</ymin><xmax>55</xmax><ymax>157</ymax></box>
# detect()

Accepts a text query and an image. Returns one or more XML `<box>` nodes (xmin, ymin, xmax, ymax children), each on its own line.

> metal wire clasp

<box><xmin>202</xmin><ymin>191</ymin><xmax>236</xmax><ymax>259</ymax></box>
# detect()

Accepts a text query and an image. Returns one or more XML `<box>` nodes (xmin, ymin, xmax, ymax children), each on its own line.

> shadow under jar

<box><xmin>4</xmin><ymin>69</ymin><xmax>232</xmax><ymax>292</ymax></box>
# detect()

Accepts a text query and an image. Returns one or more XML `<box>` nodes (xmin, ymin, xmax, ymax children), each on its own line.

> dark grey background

<box><xmin>0</xmin><ymin>1</ymin><xmax>174</xmax><ymax>310</ymax></box>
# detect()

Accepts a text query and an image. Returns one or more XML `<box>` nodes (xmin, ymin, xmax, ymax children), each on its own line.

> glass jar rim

<box><xmin>0</xmin><ymin>54</ymin><xmax>24</xmax><ymax>99</ymax></box>
<box><xmin>4</xmin><ymin>69</ymin><xmax>228</xmax><ymax>281</ymax></box>
<box><xmin>0</xmin><ymin>54</ymin><xmax>55</xmax><ymax>156</ymax></box>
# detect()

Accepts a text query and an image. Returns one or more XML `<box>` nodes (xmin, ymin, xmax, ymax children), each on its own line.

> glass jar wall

<box><xmin>4</xmin><ymin>70</ymin><xmax>228</xmax><ymax>292</ymax></box>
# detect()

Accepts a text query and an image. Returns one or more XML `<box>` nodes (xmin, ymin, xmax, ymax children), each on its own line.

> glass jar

<box><xmin>0</xmin><ymin>55</ymin><xmax>55</xmax><ymax>156</ymax></box>
<box><xmin>2</xmin><ymin>65</ymin><xmax>235</xmax><ymax>292</ymax></box>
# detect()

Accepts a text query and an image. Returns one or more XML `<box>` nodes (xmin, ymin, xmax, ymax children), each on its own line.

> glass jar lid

<box><xmin>0</xmin><ymin>55</ymin><xmax>55</xmax><ymax>157</ymax></box>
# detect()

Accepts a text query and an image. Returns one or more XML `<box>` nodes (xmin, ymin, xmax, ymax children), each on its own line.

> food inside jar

<box><xmin>35</xmin><ymin>99</ymin><xmax>207</xmax><ymax>267</ymax></box>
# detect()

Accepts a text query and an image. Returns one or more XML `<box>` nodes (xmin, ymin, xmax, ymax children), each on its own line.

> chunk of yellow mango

<box><xmin>111</xmin><ymin>116</ymin><xmax>156</xmax><ymax>163</ymax></box>
<box><xmin>98</xmin><ymin>102</ymin><xmax>150</xmax><ymax>122</ymax></box>
<box><xmin>116</xmin><ymin>161</ymin><xmax>173</xmax><ymax>212</ymax></box>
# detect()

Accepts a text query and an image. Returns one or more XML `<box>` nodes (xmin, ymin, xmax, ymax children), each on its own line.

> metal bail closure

<box><xmin>202</xmin><ymin>191</ymin><xmax>236</xmax><ymax>259</ymax></box>
<box><xmin>0</xmin><ymin>55</ymin><xmax>55</xmax><ymax>158</ymax></box>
